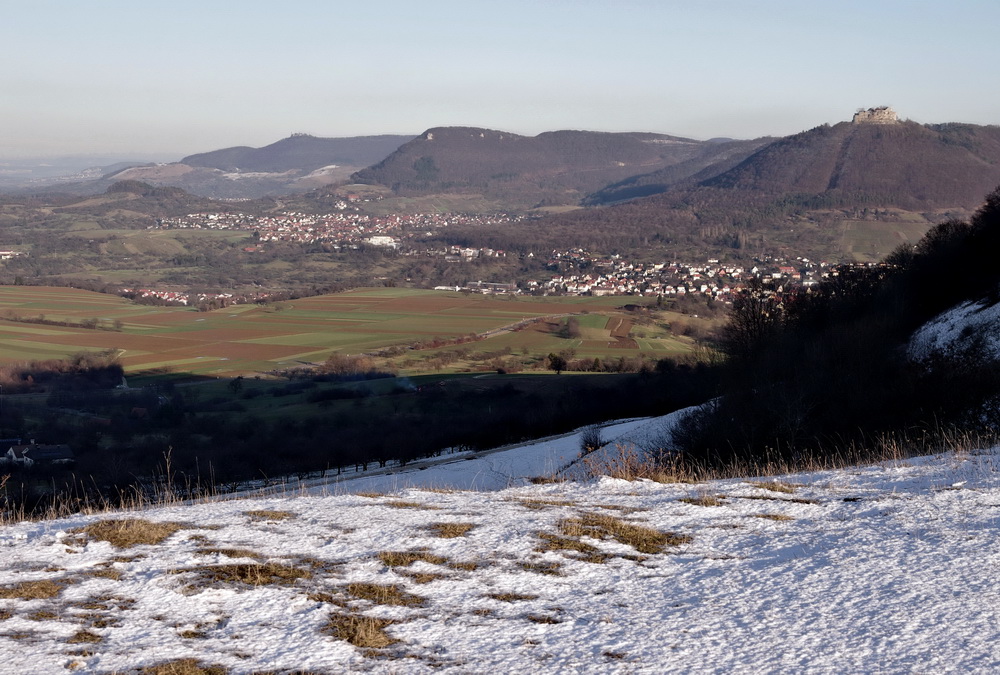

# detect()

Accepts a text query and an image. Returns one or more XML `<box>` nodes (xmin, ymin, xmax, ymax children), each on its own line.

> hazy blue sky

<box><xmin>3</xmin><ymin>0</ymin><xmax>998</xmax><ymax>159</ymax></box>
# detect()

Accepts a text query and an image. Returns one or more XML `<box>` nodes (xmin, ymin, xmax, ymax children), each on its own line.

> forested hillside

<box><xmin>351</xmin><ymin>127</ymin><xmax>712</xmax><ymax>207</ymax></box>
<box><xmin>671</xmin><ymin>187</ymin><xmax>1000</xmax><ymax>466</ymax></box>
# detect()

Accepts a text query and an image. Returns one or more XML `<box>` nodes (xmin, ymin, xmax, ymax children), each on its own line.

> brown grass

<box><xmin>426</xmin><ymin>522</ymin><xmax>475</xmax><ymax>538</ymax></box>
<box><xmin>179</xmin><ymin>629</ymin><xmax>210</xmax><ymax>639</ymax></box>
<box><xmin>516</xmin><ymin>498</ymin><xmax>577</xmax><ymax>510</ymax></box>
<box><xmin>28</xmin><ymin>609</ymin><xmax>58</xmax><ymax>621</ymax></box>
<box><xmin>399</xmin><ymin>571</ymin><xmax>450</xmax><ymax>584</ymax></box>
<box><xmin>527</xmin><ymin>476</ymin><xmax>567</xmax><ymax>485</ymax></box>
<box><xmin>581</xmin><ymin>444</ymin><xmax>701</xmax><ymax>483</ymax></box>
<box><xmin>80</xmin><ymin>519</ymin><xmax>185</xmax><ymax>548</ymax></box>
<box><xmin>559</xmin><ymin>513</ymin><xmax>691</xmax><ymax>554</ymax></box>
<box><xmin>243</xmin><ymin>509</ymin><xmax>297</xmax><ymax>521</ymax></box>
<box><xmin>736</xmin><ymin>495</ymin><xmax>820</xmax><ymax>505</ymax></box>
<box><xmin>517</xmin><ymin>560</ymin><xmax>563</xmax><ymax>576</ymax></box>
<box><xmin>384</xmin><ymin>500</ymin><xmax>441</xmax><ymax>510</ymax></box>
<box><xmin>753</xmin><ymin>513</ymin><xmax>795</xmax><ymax>521</ymax></box>
<box><xmin>526</xmin><ymin>614</ymin><xmax>562</xmax><ymax>624</ymax></box>
<box><xmin>679</xmin><ymin>494</ymin><xmax>725</xmax><ymax>507</ymax></box>
<box><xmin>180</xmin><ymin>562</ymin><xmax>310</xmax><ymax>588</ymax></box>
<box><xmin>0</xmin><ymin>579</ymin><xmax>63</xmax><ymax>600</ymax></box>
<box><xmin>195</xmin><ymin>547</ymin><xmax>264</xmax><ymax>560</ymax></box>
<box><xmin>378</xmin><ymin>550</ymin><xmax>449</xmax><ymax>567</ymax></box>
<box><xmin>535</xmin><ymin>532</ymin><xmax>610</xmax><ymax>564</ymax></box>
<box><xmin>66</xmin><ymin>629</ymin><xmax>103</xmax><ymax>644</ymax></box>
<box><xmin>447</xmin><ymin>560</ymin><xmax>481</xmax><ymax>572</ymax></box>
<box><xmin>345</xmin><ymin>582</ymin><xmax>426</xmax><ymax>607</ymax></box>
<box><xmin>85</xmin><ymin>567</ymin><xmax>123</xmax><ymax>581</ymax></box>
<box><xmin>749</xmin><ymin>481</ymin><xmax>801</xmax><ymax>494</ymax></box>
<box><xmin>137</xmin><ymin>660</ymin><xmax>229</xmax><ymax>675</ymax></box>
<box><xmin>325</xmin><ymin>612</ymin><xmax>397</xmax><ymax>648</ymax></box>
<box><xmin>486</xmin><ymin>592</ymin><xmax>539</xmax><ymax>602</ymax></box>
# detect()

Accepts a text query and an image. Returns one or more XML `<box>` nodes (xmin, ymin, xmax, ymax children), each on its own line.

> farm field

<box><xmin>839</xmin><ymin>218</ymin><xmax>933</xmax><ymax>261</ymax></box>
<box><xmin>0</xmin><ymin>286</ymin><xmax>708</xmax><ymax>377</ymax></box>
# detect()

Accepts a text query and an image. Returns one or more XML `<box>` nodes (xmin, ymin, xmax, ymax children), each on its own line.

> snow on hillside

<box><xmin>908</xmin><ymin>297</ymin><xmax>1000</xmax><ymax>362</ymax></box>
<box><xmin>0</xmin><ymin>431</ymin><xmax>998</xmax><ymax>673</ymax></box>
<box><xmin>313</xmin><ymin>411</ymin><xmax>682</xmax><ymax>495</ymax></box>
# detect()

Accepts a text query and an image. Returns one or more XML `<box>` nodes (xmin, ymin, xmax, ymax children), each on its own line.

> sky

<box><xmin>2</xmin><ymin>0</ymin><xmax>999</xmax><ymax>159</ymax></box>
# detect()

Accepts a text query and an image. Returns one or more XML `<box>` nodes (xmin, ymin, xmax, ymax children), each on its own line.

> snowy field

<box><xmin>0</xmin><ymin>418</ymin><xmax>998</xmax><ymax>673</ymax></box>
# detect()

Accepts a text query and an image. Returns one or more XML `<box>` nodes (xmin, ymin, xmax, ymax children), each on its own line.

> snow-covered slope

<box><xmin>0</xmin><ymin>425</ymin><xmax>998</xmax><ymax>673</ymax></box>
<box><xmin>908</xmin><ymin>297</ymin><xmax>1000</xmax><ymax>363</ymax></box>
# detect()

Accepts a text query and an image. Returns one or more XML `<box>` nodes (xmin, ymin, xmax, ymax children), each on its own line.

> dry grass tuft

<box><xmin>525</xmin><ymin>613</ymin><xmax>562</xmax><ymax>624</ymax></box>
<box><xmin>535</xmin><ymin>532</ymin><xmax>610</xmax><ymax>564</ymax></box>
<box><xmin>66</xmin><ymin>629</ymin><xmax>102</xmax><ymax>644</ymax></box>
<box><xmin>516</xmin><ymin>498</ymin><xmax>577</xmax><ymax>510</ymax></box>
<box><xmin>486</xmin><ymin>592</ymin><xmax>539</xmax><ymax>602</ymax></box>
<box><xmin>355</xmin><ymin>491</ymin><xmax>387</xmax><ymax>498</ymax></box>
<box><xmin>85</xmin><ymin>567</ymin><xmax>123</xmax><ymax>581</ymax></box>
<box><xmin>137</xmin><ymin>660</ymin><xmax>229</xmax><ymax>675</ymax></box>
<box><xmin>378</xmin><ymin>550</ymin><xmax>449</xmax><ymax>568</ymax></box>
<box><xmin>399</xmin><ymin>571</ymin><xmax>450</xmax><ymax>584</ymax></box>
<box><xmin>447</xmin><ymin>560</ymin><xmax>481</xmax><ymax>572</ymax></box>
<box><xmin>195</xmin><ymin>547</ymin><xmax>263</xmax><ymax>560</ymax></box>
<box><xmin>345</xmin><ymin>582</ymin><xmax>426</xmax><ymax>607</ymax></box>
<box><xmin>560</xmin><ymin>512</ymin><xmax>691</xmax><ymax>554</ymax></box>
<box><xmin>81</xmin><ymin>519</ymin><xmax>185</xmax><ymax>548</ymax></box>
<box><xmin>243</xmin><ymin>509</ymin><xmax>297</xmax><ymax>521</ymax></box>
<box><xmin>517</xmin><ymin>560</ymin><xmax>563</xmax><ymax>576</ymax></box>
<box><xmin>749</xmin><ymin>481</ymin><xmax>801</xmax><ymax>494</ymax></box>
<box><xmin>28</xmin><ymin>609</ymin><xmax>58</xmax><ymax>621</ymax></box>
<box><xmin>753</xmin><ymin>513</ymin><xmax>795</xmax><ymax>521</ymax></box>
<box><xmin>679</xmin><ymin>494</ymin><xmax>725</xmax><ymax>507</ymax></box>
<box><xmin>0</xmin><ymin>610</ymin><xmax>11</xmax><ymax>621</ymax></box>
<box><xmin>179</xmin><ymin>629</ymin><xmax>210</xmax><ymax>639</ymax></box>
<box><xmin>0</xmin><ymin>579</ymin><xmax>64</xmax><ymax>600</ymax></box>
<box><xmin>325</xmin><ymin>612</ymin><xmax>397</xmax><ymax>648</ymax></box>
<box><xmin>582</xmin><ymin>444</ymin><xmax>701</xmax><ymax>483</ymax></box>
<box><xmin>70</xmin><ymin>594</ymin><xmax>136</xmax><ymax>612</ymax></box>
<box><xmin>181</xmin><ymin>562</ymin><xmax>310</xmax><ymax>588</ymax></box>
<box><xmin>737</xmin><ymin>495</ymin><xmax>820</xmax><ymax>505</ymax></box>
<box><xmin>384</xmin><ymin>500</ymin><xmax>441</xmax><ymax>510</ymax></box>
<box><xmin>527</xmin><ymin>475</ymin><xmax>566</xmax><ymax>485</ymax></box>
<box><xmin>426</xmin><ymin>522</ymin><xmax>475</xmax><ymax>538</ymax></box>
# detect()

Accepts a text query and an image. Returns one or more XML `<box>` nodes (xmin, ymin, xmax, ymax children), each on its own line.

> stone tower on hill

<box><xmin>853</xmin><ymin>106</ymin><xmax>899</xmax><ymax>124</ymax></box>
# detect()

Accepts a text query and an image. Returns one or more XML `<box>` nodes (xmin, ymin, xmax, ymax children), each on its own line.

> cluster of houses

<box><xmin>529</xmin><ymin>250</ymin><xmax>829</xmax><ymax>299</ymax></box>
<box><xmin>0</xmin><ymin>440</ymin><xmax>74</xmax><ymax>469</ymax></box>
<box><xmin>120</xmin><ymin>288</ymin><xmax>276</xmax><ymax>307</ymax></box>
<box><xmin>155</xmin><ymin>210</ymin><xmax>524</xmax><ymax>249</ymax></box>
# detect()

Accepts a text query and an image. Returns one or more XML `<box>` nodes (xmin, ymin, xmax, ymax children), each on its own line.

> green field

<box><xmin>0</xmin><ymin>287</ymin><xmax>710</xmax><ymax>377</ymax></box>
<box><xmin>839</xmin><ymin>219</ymin><xmax>934</xmax><ymax>262</ymax></box>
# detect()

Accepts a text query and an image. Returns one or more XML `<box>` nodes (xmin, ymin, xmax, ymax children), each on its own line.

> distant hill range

<box><xmin>7</xmin><ymin>134</ymin><xmax>416</xmax><ymax>200</ymax></box>
<box><xmin>8</xmin><ymin>109</ymin><xmax>1000</xmax><ymax>264</ymax></box>
<box><xmin>350</xmin><ymin>127</ymin><xmax>770</xmax><ymax>208</ymax></box>
<box><xmin>429</xmin><ymin>110</ymin><xmax>1000</xmax><ymax>262</ymax></box>
<box><xmin>180</xmin><ymin>134</ymin><xmax>414</xmax><ymax>174</ymax></box>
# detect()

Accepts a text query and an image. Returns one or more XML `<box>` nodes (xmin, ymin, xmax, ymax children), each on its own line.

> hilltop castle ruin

<box><xmin>853</xmin><ymin>106</ymin><xmax>899</xmax><ymax>124</ymax></box>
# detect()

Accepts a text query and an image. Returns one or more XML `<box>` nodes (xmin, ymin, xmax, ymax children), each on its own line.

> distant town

<box><xmin>144</xmin><ymin>209</ymin><xmax>870</xmax><ymax>306</ymax></box>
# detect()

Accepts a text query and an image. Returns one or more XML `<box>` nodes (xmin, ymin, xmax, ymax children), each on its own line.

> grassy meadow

<box><xmin>0</xmin><ymin>286</ymin><xmax>714</xmax><ymax>378</ymax></box>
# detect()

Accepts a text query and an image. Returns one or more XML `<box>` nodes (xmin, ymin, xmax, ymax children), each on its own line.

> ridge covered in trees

<box><xmin>672</xmin><ymin>187</ymin><xmax>1000</xmax><ymax>466</ymax></box>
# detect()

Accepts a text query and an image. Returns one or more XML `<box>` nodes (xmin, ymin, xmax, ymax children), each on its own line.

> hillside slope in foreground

<box><xmin>0</xmin><ymin>413</ymin><xmax>997</xmax><ymax>674</ymax></box>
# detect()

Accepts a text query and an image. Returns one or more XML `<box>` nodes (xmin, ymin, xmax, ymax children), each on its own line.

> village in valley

<box><xmin>149</xmin><ymin>208</ymin><xmax>852</xmax><ymax>305</ymax></box>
